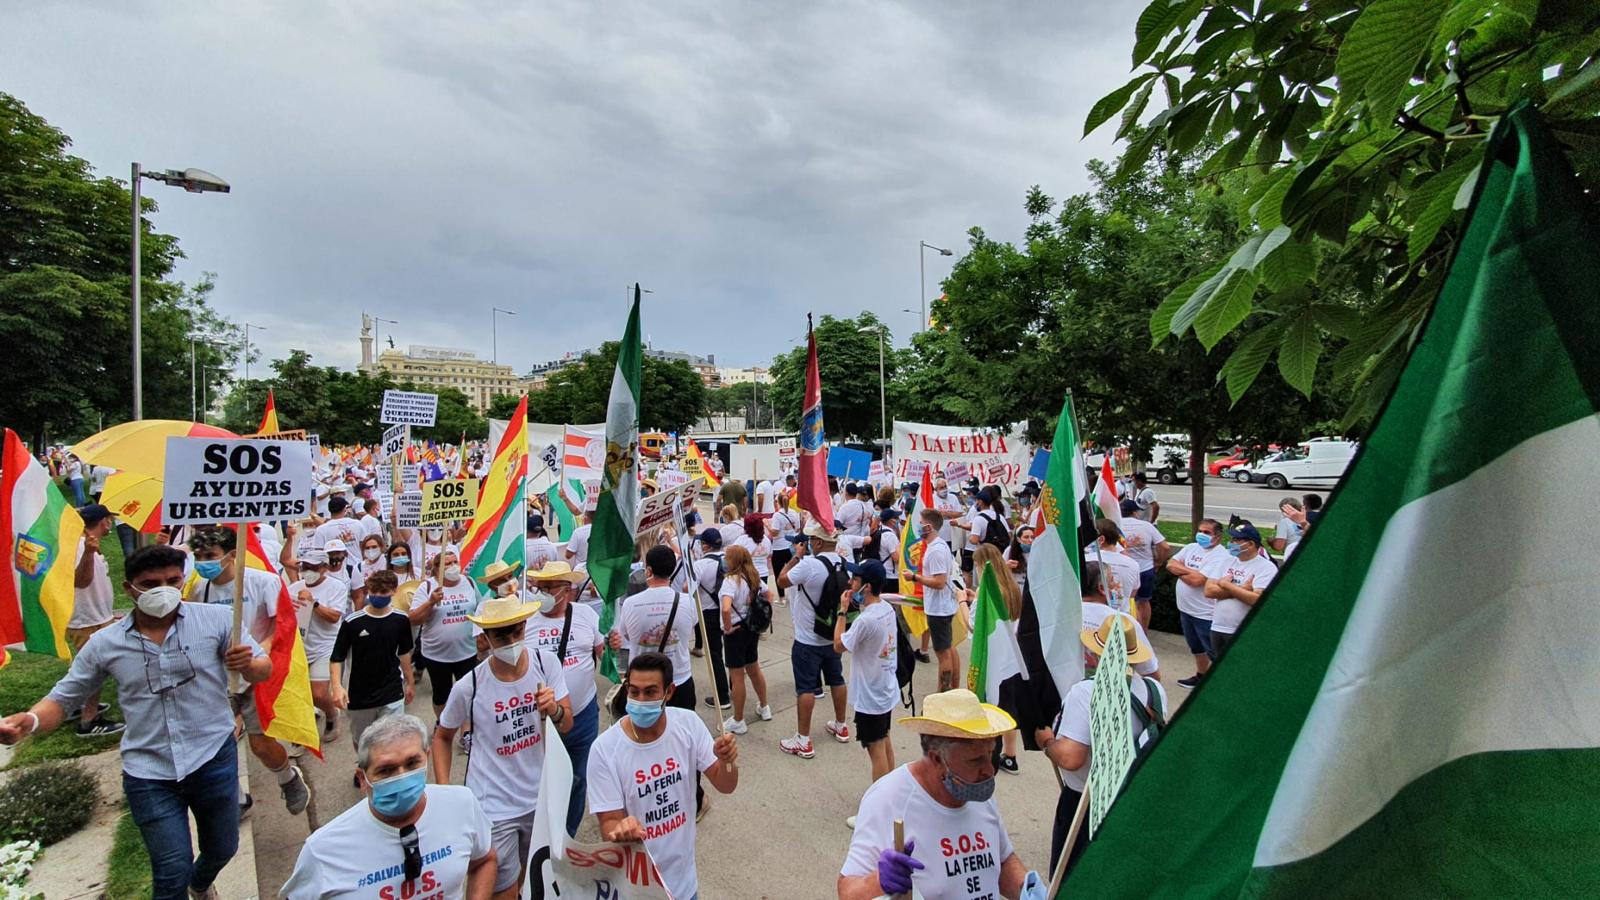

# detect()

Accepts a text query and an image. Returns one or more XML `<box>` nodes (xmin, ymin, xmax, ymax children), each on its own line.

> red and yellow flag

<box><xmin>257</xmin><ymin>389</ymin><xmax>281</xmax><ymax>434</ymax></box>
<box><xmin>684</xmin><ymin>440</ymin><xmax>720</xmax><ymax>489</ymax></box>
<box><xmin>461</xmin><ymin>395</ymin><xmax>528</xmax><ymax>578</ymax></box>
<box><xmin>245</xmin><ymin>527</ymin><xmax>321</xmax><ymax>756</ymax></box>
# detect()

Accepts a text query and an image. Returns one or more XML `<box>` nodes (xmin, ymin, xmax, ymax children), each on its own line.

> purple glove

<box><xmin>878</xmin><ymin>839</ymin><xmax>925</xmax><ymax>894</ymax></box>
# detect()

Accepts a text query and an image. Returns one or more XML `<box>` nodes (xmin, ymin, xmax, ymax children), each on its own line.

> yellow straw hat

<box><xmin>466</xmin><ymin>596</ymin><xmax>542</xmax><ymax>628</ymax></box>
<box><xmin>476</xmin><ymin>560</ymin><xmax>521</xmax><ymax>583</ymax></box>
<box><xmin>1080</xmin><ymin>613</ymin><xmax>1153</xmax><ymax>665</ymax></box>
<box><xmin>527</xmin><ymin>560</ymin><xmax>587</xmax><ymax>583</ymax></box>
<box><xmin>898</xmin><ymin>689</ymin><xmax>1016</xmax><ymax>739</ymax></box>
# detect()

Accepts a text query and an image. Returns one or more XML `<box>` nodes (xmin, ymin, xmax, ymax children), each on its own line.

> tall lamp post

<box><xmin>919</xmin><ymin>241</ymin><xmax>953</xmax><ymax>332</ymax></box>
<box><xmin>131</xmin><ymin>164</ymin><xmax>230</xmax><ymax>420</ymax></box>
<box><xmin>242</xmin><ymin>322</ymin><xmax>266</xmax><ymax>381</ymax></box>
<box><xmin>858</xmin><ymin>325</ymin><xmax>888</xmax><ymax>450</ymax></box>
<box><xmin>491</xmin><ymin>307</ymin><xmax>516</xmax><ymax>363</ymax></box>
<box><xmin>189</xmin><ymin>335</ymin><xmax>226</xmax><ymax>422</ymax></box>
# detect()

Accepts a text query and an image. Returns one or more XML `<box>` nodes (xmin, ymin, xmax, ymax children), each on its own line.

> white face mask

<box><xmin>490</xmin><ymin>644</ymin><xmax>522</xmax><ymax>665</ymax></box>
<box><xmin>443</xmin><ymin>565</ymin><xmax>462</xmax><ymax>581</ymax></box>
<box><xmin>362</xmin><ymin>548</ymin><xmax>382</xmax><ymax>562</ymax></box>
<box><xmin>135</xmin><ymin>585</ymin><xmax>182</xmax><ymax>618</ymax></box>
<box><xmin>496</xmin><ymin>580</ymin><xmax>518</xmax><ymax>598</ymax></box>
<box><xmin>302</xmin><ymin>570</ymin><xmax>324</xmax><ymax>586</ymax></box>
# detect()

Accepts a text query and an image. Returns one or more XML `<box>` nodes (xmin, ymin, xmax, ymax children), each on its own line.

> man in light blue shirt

<box><xmin>0</xmin><ymin>545</ymin><xmax>271</xmax><ymax>900</ymax></box>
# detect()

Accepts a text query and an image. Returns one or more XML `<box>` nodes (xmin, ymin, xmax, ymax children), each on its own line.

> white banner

<box><xmin>730</xmin><ymin>443</ymin><xmax>781</xmax><ymax>480</ymax></box>
<box><xmin>380</xmin><ymin>389</ymin><xmax>438</xmax><ymax>427</ymax></box>
<box><xmin>891</xmin><ymin>421</ymin><xmax>1031</xmax><ymax>492</ymax></box>
<box><xmin>163</xmin><ymin>437</ymin><xmax>314</xmax><ymax>525</ymax></box>
<box><xmin>381</xmin><ymin>423</ymin><xmax>407</xmax><ymax>460</ymax></box>
<box><xmin>395</xmin><ymin>491</ymin><xmax>422</xmax><ymax>528</ymax></box>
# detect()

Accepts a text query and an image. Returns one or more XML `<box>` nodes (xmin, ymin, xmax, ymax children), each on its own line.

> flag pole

<box><xmin>229</xmin><ymin>521</ymin><xmax>249</xmax><ymax>693</ymax></box>
<box><xmin>676</xmin><ymin>504</ymin><xmax>735</xmax><ymax>771</ymax></box>
<box><xmin>1049</xmin><ymin>775</ymin><xmax>1092</xmax><ymax>897</ymax></box>
<box><xmin>891</xmin><ymin>819</ymin><xmax>909</xmax><ymax>900</ymax></box>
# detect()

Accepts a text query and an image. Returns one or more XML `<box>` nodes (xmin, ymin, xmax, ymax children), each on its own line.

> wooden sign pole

<box><xmin>1048</xmin><ymin>776</ymin><xmax>1092</xmax><ymax>898</ymax></box>
<box><xmin>890</xmin><ymin>818</ymin><xmax>909</xmax><ymax>900</ymax></box>
<box><xmin>229</xmin><ymin>521</ymin><xmax>249</xmax><ymax>693</ymax></box>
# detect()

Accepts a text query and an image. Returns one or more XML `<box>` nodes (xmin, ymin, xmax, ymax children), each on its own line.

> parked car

<box><xmin>1208</xmin><ymin>452</ymin><xmax>1249</xmax><ymax>477</ymax></box>
<box><xmin>1235</xmin><ymin>440</ymin><xmax>1357</xmax><ymax>488</ymax></box>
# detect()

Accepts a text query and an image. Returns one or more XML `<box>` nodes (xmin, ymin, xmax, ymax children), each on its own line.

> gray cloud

<box><xmin>3</xmin><ymin>0</ymin><xmax>1137</xmax><ymax>374</ymax></box>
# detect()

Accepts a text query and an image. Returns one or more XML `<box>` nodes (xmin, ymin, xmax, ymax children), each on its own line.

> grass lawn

<box><xmin>105</xmin><ymin>807</ymin><xmax>151</xmax><ymax>898</ymax></box>
<box><xmin>1155</xmin><ymin>520</ymin><xmax>1276</xmax><ymax>547</ymax></box>
<box><xmin>104</xmin><ymin>534</ymin><xmax>130</xmax><ymax>612</ymax></box>
<box><xmin>0</xmin><ymin>652</ymin><xmax>122</xmax><ymax>769</ymax></box>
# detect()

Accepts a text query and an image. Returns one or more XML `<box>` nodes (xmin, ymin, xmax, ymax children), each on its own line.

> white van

<box><xmin>1236</xmin><ymin>440</ymin><xmax>1357</xmax><ymax>488</ymax></box>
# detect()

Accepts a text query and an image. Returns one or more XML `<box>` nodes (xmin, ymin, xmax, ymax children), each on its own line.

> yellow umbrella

<box><xmin>100</xmin><ymin>471</ymin><xmax>166</xmax><ymax>533</ymax></box>
<box><xmin>71</xmin><ymin>420</ymin><xmax>237</xmax><ymax>474</ymax></box>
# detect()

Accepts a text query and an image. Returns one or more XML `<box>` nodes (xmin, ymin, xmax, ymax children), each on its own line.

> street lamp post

<box><xmin>131</xmin><ymin>163</ymin><xmax>230</xmax><ymax>420</ymax></box>
<box><xmin>491</xmin><ymin>307</ymin><xmax>516</xmax><ymax>363</ymax></box>
<box><xmin>189</xmin><ymin>335</ymin><xmax>225</xmax><ymax>421</ymax></box>
<box><xmin>919</xmin><ymin>241</ymin><xmax>953</xmax><ymax>332</ymax></box>
<box><xmin>242</xmin><ymin>322</ymin><xmax>266</xmax><ymax>381</ymax></box>
<box><xmin>858</xmin><ymin>325</ymin><xmax>887</xmax><ymax>449</ymax></box>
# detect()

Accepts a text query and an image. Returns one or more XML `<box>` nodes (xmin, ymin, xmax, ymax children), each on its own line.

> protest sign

<box><xmin>373</xmin><ymin>490</ymin><xmax>392</xmax><ymax>519</ymax></box>
<box><xmin>418</xmin><ymin>478</ymin><xmax>479</xmax><ymax>527</ymax></box>
<box><xmin>868</xmin><ymin>459</ymin><xmax>887</xmax><ymax>483</ymax></box>
<box><xmin>893</xmin><ymin>420</ymin><xmax>1032</xmax><ymax>491</ymax></box>
<box><xmin>731</xmin><ymin>443</ymin><xmax>781</xmax><ymax>480</ymax></box>
<box><xmin>387</xmin><ymin>463</ymin><xmax>419</xmax><ymax>494</ymax></box>
<box><xmin>379</xmin><ymin>389</ymin><xmax>438</xmax><ymax>427</ymax></box>
<box><xmin>306</xmin><ymin>433</ymin><xmax>321</xmax><ymax>454</ymax></box>
<box><xmin>825</xmin><ymin>445</ymin><xmax>872</xmax><ymax>480</ymax></box>
<box><xmin>944</xmin><ymin>461</ymin><xmax>971</xmax><ymax>483</ymax></box>
<box><xmin>657</xmin><ymin>469</ymin><xmax>691</xmax><ymax>490</ymax></box>
<box><xmin>777</xmin><ymin>436</ymin><xmax>796</xmax><ymax>458</ymax></box>
<box><xmin>395</xmin><ymin>491</ymin><xmax>422</xmax><ymax>528</ymax></box>
<box><xmin>163</xmin><ymin>437</ymin><xmax>313</xmax><ymax>525</ymax></box>
<box><xmin>245</xmin><ymin>428</ymin><xmax>309</xmax><ymax>441</ymax></box>
<box><xmin>380</xmin><ymin>424</ymin><xmax>407</xmax><ymax>460</ymax></box>
<box><xmin>539</xmin><ymin>442</ymin><xmax>560</xmax><ymax>474</ymax></box>
<box><xmin>1028</xmin><ymin>449</ymin><xmax>1051</xmax><ymax>481</ymax></box>
<box><xmin>635</xmin><ymin>480</ymin><xmax>698</xmax><ymax>535</ymax></box>
<box><xmin>1087</xmin><ymin>619</ymin><xmax>1135</xmax><ymax>837</ymax></box>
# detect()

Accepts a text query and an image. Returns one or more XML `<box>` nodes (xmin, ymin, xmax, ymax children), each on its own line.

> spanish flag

<box><xmin>257</xmin><ymin>389</ymin><xmax>281</xmax><ymax>434</ymax></box>
<box><xmin>462</xmin><ymin>395</ymin><xmax>528</xmax><ymax>582</ymax></box>
<box><xmin>0</xmin><ymin>429</ymin><xmax>79</xmax><ymax>662</ymax></box>
<box><xmin>685</xmin><ymin>440</ymin><xmax>720</xmax><ymax>490</ymax></box>
<box><xmin>245</xmin><ymin>527</ymin><xmax>321</xmax><ymax>756</ymax></box>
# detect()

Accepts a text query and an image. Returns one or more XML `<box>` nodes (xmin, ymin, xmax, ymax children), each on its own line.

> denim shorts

<box><xmin>791</xmin><ymin>640</ymin><xmax>844</xmax><ymax>694</ymax></box>
<box><xmin>1178</xmin><ymin>611</ymin><xmax>1214</xmax><ymax>657</ymax></box>
<box><xmin>1136</xmin><ymin>568</ymin><xmax>1156</xmax><ymax>601</ymax></box>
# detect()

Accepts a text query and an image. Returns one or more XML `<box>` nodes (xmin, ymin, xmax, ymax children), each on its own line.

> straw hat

<box><xmin>466</xmin><ymin>595</ymin><xmax>542</xmax><ymax>628</ymax></box>
<box><xmin>528</xmin><ymin>560</ymin><xmax>586</xmax><ymax>584</ymax></box>
<box><xmin>476</xmin><ymin>560</ymin><xmax>520</xmax><ymax>583</ymax></box>
<box><xmin>803</xmin><ymin>520</ymin><xmax>840</xmax><ymax>542</ymax></box>
<box><xmin>1080</xmin><ymin>614</ymin><xmax>1153</xmax><ymax>665</ymax></box>
<box><xmin>898</xmin><ymin>689</ymin><xmax>1016</xmax><ymax>739</ymax></box>
<box><xmin>392</xmin><ymin>579</ymin><xmax>422</xmax><ymax>612</ymax></box>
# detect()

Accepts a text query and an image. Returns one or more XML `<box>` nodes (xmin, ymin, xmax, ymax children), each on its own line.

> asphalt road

<box><xmin>1149</xmin><ymin>478</ymin><xmax>1331</xmax><ymax>524</ymax></box>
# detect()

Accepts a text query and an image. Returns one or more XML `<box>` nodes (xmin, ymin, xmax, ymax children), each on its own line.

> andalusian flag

<box><xmin>1068</xmin><ymin>106</ymin><xmax>1600</xmax><ymax>897</ymax></box>
<box><xmin>461</xmin><ymin>395</ymin><xmax>529</xmax><ymax>585</ymax></box>
<box><xmin>966</xmin><ymin>561</ymin><xmax>1022</xmax><ymax>703</ymax></box>
<box><xmin>245</xmin><ymin>527</ymin><xmax>320</xmax><ymax>755</ymax></box>
<box><xmin>590</xmin><ymin>287</ymin><xmax>643</xmax><ymax>681</ymax></box>
<box><xmin>0</xmin><ymin>429</ymin><xmax>80</xmax><ymax>661</ymax></box>
<box><xmin>257</xmin><ymin>388</ymin><xmax>281</xmax><ymax>434</ymax></box>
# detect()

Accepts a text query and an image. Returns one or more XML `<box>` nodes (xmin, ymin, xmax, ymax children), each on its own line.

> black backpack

<box><xmin>979</xmin><ymin>511</ymin><xmax>1011</xmax><ymax>553</ymax></box>
<box><xmin>864</xmin><ymin>525</ymin><xmax>894</xmax><ymax>564</ymax></box>
<box><xmin>894</xmin><ymin>606</ymin><xmax>918</xmax><ymax>714</ymax></box>
<box><xmin>800</xmin><ymin>554</ymin><xmax>852</xmax><ymax>642</ymax></box>
<box><xmin>742</xmin><ymin>577</ymin><xmax>773</xmax><ymax>635</ymax></box>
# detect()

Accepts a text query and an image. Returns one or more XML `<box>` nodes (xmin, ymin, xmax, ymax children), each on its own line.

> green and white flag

<box><xmin>965</xmin><ymin>560</ymin><xmax>1023</xmax><ymax>703</ymax></box>
<box><xmin>1066</xmin><ymin>106</ymin><xmax>1600</xmax><ymax>896</ymax></box>
<box><xmin>589</xmin><ymin>287</ymin><xmax>643</xmax><ymax>680</ymax></box>
<box><xmin>1030</xmin><ymin>393</ymin><xmax>1087</xmax><ymax>701</ymax></box>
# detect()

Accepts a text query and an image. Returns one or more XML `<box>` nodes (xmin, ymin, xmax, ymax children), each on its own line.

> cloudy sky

<box><xmin>5</xmin><ymin>1</ymin><xmax>1140</xmax><ymax>374</ymax></box>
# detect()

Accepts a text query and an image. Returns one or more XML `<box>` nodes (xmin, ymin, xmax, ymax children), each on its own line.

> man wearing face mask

<box><xmin>587</xmin><ymin>652</ymin><xmax>739</xmax><ymax>900</ymax></box>
<box><xmin>432</xmin><ymin>595</ymin><xmax>570</xmax><ymax>899</ymax></box>
<box><xmin>909</xmin><ymin>508</ymin><xmax>959</xmax><ymax>692</ymax></box>
<box><xmin>525</xmin><ymin>561</ymin><xmax>606</xmax><ymax>837</ymax></box>
<box><xmin>1167</xmin><ymin>518</ymin><xmax>1225</xmax><ymax>687</ymax></box>
<box><xmin>187</xmin><ymin>527</ymin><xmax>311</xmax><ymax>818</ymax></box>
<box><xmin>839</xmin><ymin>689</ymin><xmax>1043</xmax><ymax>900</ymax></box>
<box><xmin>0</xmin><ymin>546</ymin><xmax>271</xmax><ymax>900</ymax></box>
<box><xmin>281</xmin><ymin>714</ymin><xmax>496</xmax><ymax>899</ymax></box>
<box><xmin>288</xmin><ymin>549</ymin><xmax>349</xmax><ymax>739</ymax></box>
<box><xmin>317</xmin><ymin>539</ymin><xmax>365</xmax><ymax>610</ymax></box>
<box><xmin>313</xmin><ymin>495</ymin><xmax>362</xmax><ymax>551</ymax></box>
<box><xmin>408</xmin><ymin>550</ymin><xmax>483</xmax><ymax>724</ymax></box>
<box><xmin>1202</xmin><ymin>523</ymin><xmax>1278</xmax><ymax>658</ymax></box>
<box><xmin>330</xmin><ymin>571</ymin><xmax>416</xmax><ymax>754</ymax></box>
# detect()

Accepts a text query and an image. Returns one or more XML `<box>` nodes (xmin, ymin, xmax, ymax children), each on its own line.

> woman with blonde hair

<box><xmin>963</xmin><ymin>543</ymin><xmax>1025</xmax><ymax>774</ymax></box>
<box><xmin>718</xmin><ymin>544</ymin><xmax>772</xmax><ymax>734</ymax></box>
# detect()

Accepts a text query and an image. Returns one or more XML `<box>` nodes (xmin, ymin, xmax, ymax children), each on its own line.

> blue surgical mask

<box><xmin>368</xmin><ymin>594</ymin><xmax>392</xmax><ymax>609</ymax></box>
<box><xmin>941</xmin><ymin>762</ymin><xmax>997</xmax><ymax>804</ymax></box>
<box><xmin>367</xmin><ymin>767</ymin><xmax>426</xmax><ymax>817</ymax></box>
<box><xmin>390</xmin><ymin>556</ymin><xmax>410</xmax><ymax>569</ymax></box>
<box><xmin>1226</xmin><ymin>542</ymin><xmax>1244</xmax><ymax>557</ymax></box>
<box><xmin>626</xmin><ymin>698</ymin><xmax>664</xmax><ymax>728</ymax></box>
<box><xmin>1195</xmin><ymin>532</ymin><xmax>1214</xmax><ymax>549</ymax></box>
<box><xmin>1019</xmin><ymin>543</ymin><xmax>1032</xmax><ymax>554</ymax></box>
<box><xmin>194</xmin><ymin>559</ymin><xmax>224</xmax><ymax>581</ymax></box>
<box><xmin>852</xmin><ymin>589</ymin><xmax>865</xmax><ymax>604</ymax></box>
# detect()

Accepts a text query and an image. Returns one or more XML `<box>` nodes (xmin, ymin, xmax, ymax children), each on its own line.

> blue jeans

<box><xmin>122</xmin><ymin>738</ymin><xmax>240</xmax><ymax>899</ymax></box>
<box><xmin>559</xmin><ymin>699</ymin><xmax>600</xmax><ymax>837</ymax></box>
<box><xmin>1179</xmin><ymin>612</ymin><xmax>1214</xmax><ymax>659</ymax></box>
<box><xmin>68</xmin><ymin>477</ymin><xmax>86</xmax><ymax>505</ymax></box>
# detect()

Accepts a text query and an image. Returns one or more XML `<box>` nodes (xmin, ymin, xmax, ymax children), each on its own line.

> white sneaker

<box><xmin>756</xmin><ymin>704</ymin><xmax>773</xmax><ymax>722</ymax></box>
<box><xmin>845</xmin><ymin>815</ymin><xmax>857</xmax><ymax>830</ymax></box>
<box><xmin>779</xmin><ymin>734</ymin><xmax>815</xmax><ymax>759</ymax></box>
<box><xmin>722</xmin><ymin>718</ymin><xmax>748</xmax><ymax>735</ymax></box>
<box><xmin>826</xmin><ymin>720</ymin><xmax>852</xmax><ymax>743</ymax></box>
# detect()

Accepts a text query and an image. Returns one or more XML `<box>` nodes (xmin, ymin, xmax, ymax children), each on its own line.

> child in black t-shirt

<box><xmin>330</xmin><ymin>570</ymin><xmax>416</xmax><ymax>751</ymax></box>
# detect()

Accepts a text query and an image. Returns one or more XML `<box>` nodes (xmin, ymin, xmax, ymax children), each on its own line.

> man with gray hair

<box><xmin>282</xmin><ymin>713</ymin><xmax>496</xmax><ymax>899</ymax></box>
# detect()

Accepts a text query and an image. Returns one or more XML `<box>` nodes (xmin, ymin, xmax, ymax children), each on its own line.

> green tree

<box><xmin>704</xmin><ymin>381</ymin><xmax>776</xmax><ymax>430</ymax></box>
<box><xmin>527</xmin><ymin>344</ymin><xmax>707</xmax><ymax>433</ymax></box>
<box><xmin>1089</xmin><ymin>0</ymin><xmax>1599</xmax><ymax>424</ymax></box>
<box><xmin>768</xmin><ymin>313</ymin><xmax>897</xmax><ymax>442</ymax></box>
<box><xmin>485</xmin><ymin>393</ymin><xmax>524</xmax><ymax>421</ymax></box>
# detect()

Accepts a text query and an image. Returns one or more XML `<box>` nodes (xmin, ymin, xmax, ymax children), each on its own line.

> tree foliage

<box><xmin>704</xmin><ymin>381</ymin><xmax>777</xmax><ymax>430</ymax></box>
<box><xmin>0</xmin><ymin>93</ymin><xmax>238</xmax><ymax>447</ymax></box>
<box><xmin>526</xmin><ymin>343</ymin><xmax>707</xmax><ymax>433</ymax></box>
<box><xmin>767</xmin><ymin>313</ymin><xmax>898</xmax><ymax>443</ymax></box>
<box><xmin>1090</xmin><ymin>0</ymin><xmax>1600</xmax><ymax>424</ymax></box>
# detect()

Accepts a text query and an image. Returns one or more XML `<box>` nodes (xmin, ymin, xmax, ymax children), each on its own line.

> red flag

<box><xmin>244</xmin><ymin>527</ymin><xmax>321</xmax><ymax>757</ymax></box>
<box><xmin>1094</xmin><ymin>456</ymin><xmax>1120</xmax><ymax>522</ymax></box>
<box><xmin>919</xmin><ymin>463</ymin><xmax>935</xmax><ymax>509</ymax></box>
<box><xmin>796</xmin><ymin>316</ymin><xmax>834</xmax><ymax>527</ymax></box>
<box><xmin>257</xmin><ymin>389</ymin><xmax>280</xmax><ymax>434</ymax></box>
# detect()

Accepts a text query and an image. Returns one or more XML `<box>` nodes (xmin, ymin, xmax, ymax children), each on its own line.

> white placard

<box><xmin>380</xmin><ymin>389</ymin><xmax>438</xmax><ymax>427</ymax></box>
<box><xmin>777</xmin><ymin>437</ymin><xmax>797</xmax><ymax>458</ymax></box>
<box><xmin>388</xmin><ymin>463</ymin><xmax>420</xmax><ymax>494</ymax></box>
<box><xmin>374</xmin><ymin>490</ymin><xmax>393</xmax><ymax>519</ymax></box>
<box><xmin>635</xmin><ymin>480</ymin><xmax>698</xmax><ymax>534</ymax></box>
<box><xmin>306</xmin><ymin>433</ymin><xmax>321</xmax><ymax>455</ymax></box>
<box><xmin>396</xmin><ymin>491</ymin><xmax>422</xmax><ymax>528</ymax></box>
<box><xmin>162</xmin><ymin>437</ymin><xmax>314</xmax><ymax>525</ymax></box>
<box><xmin>381</xmin><ymin>423</ymin><xmax>407</xmax><ymax>459</ymax></box>
<box><xmin>730</xmin><ymin>443</ymin><xmax>782</xmax><ymax>480</ymax></box>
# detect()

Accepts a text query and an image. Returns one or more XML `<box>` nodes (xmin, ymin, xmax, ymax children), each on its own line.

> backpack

<box><xmin>864</xmin><ymin>525</ymin><xmax>893</xmax><ymax>564</ymax></box>
<box><xmin>742</xmin><ymin>577</ymin><xmax>774</xmax><ymax>635</ymax></box>
<box><xmin>979</xmin><ymin>511</ymin><xmax>1011</xmax><ymax>553</ymax></box>
<box><xmin>1128</xmin><ymin>675</ymin><xmax>1166</xmax><ymax>748</ymax></box>
<box><xmin>894</xmin><ymin>606</ymin><xmax>918</xmax><ymax>714</ymax></box>
<box><xmin>799</xmin><ymin>554</ymin><xmax>852</xmax><ymax>642</ymax></box>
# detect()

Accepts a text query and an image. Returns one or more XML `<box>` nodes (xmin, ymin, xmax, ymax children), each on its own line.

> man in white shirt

<box><xmin>524</xmin><ymin>514</ymin><xmax>559</xmax><ymax>571</ymax></box>
<box><xmin>1166</xmin><ymin>518</ymin><xmax>1224</xmax><ymax>687</ymax></box>
<box><xmin>563</xmin><ymin>510</ymin><xmax>594</xmax><ymax>568</ymax></box>
<box><xmin>931</xmin><ymin>475</ymin><xmax>963</xmax><ymax>546</ymax></box>
<box><xmin>586</xmin><ymin>652</ymin><xmax>738</xmax><ymax>899</ymax></box>
<box><xmin>433</xmin><ymin>597</ymin><xmax>571</xmax><ymax>899</ymax></box>
<box><xmin>909</xmin><ymin>508</ymin><xmax>960</xmax><ymax>692</ymax></box>
<box><xmin>282</xmin><ymin>714</ymin><xmax>496</xmax><ymax>898</ymax></box>
<box><xmin>288</xmin><ymin>549</ymin><xmax>350</xmax><ymax>739</ymax></box>
<box><xmin>1131</xmin><ymin>472</ymin><xmax>1159</xmax><ymax>522</ymax></box>
<box><xmin>1203</xmin><ymin>523</ymin><xmax>1279</xmax><ymax>658</ymax></box>
<box><xmin>776</xmin><ymin>523</ymin><xmax>855</xmax><ymax>758</ymax></box>
<box><xmin>840</xmin><ymin>689</ymin><xmax>1040</xmax><ymax>900</ymax></box>
<box><xmin>1116</xmin><ymin>498</ymin><xmax>1172</xmax><ymax>628</ymax></box>
<box><xmin>1085</xmin><ymin>519</ymin><xmax>1144</xmax><ymax>617</ymax></box>
<box><xmin>837</xmin><ymin>483</ymin><xmax>870</xmax><ymax>537</ymax></box>
<box><xmin>68</xmin><ymin>504</ymin><xmax>124</xmax><ymax>737</ymax></box>
<box><xmin>526</xmin><ymin>561</ymin><xmax>605</xmax><ymax>837</ymax></box>
<box><xmin>313</xmin><ymin>497</ymin><xmax>363</xmax><ymax>551</ymax></box>
<box><xmin>833</xmin><ymin>560</ymin><xmax>899</xmax><ymax>796</ymax></box>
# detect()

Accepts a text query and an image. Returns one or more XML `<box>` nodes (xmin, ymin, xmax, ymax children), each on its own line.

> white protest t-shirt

<box><xmin>841</xmin><ymin>601</ymin><xmax>898</xmax><ymax>715</ymax></box>
<box><xmin>1116</xmin><ymin>516</ymin><xmax>1167</xmax><ymax>572</ymax></box>
<box><xmin>313</xmin><ymin>517</ymin><xmax>363</xmax><ymax>552</ymax></box>
<box><xmin>1203</xmin><ymin>552</ymin><xmax>1278</xmax><ymax>635</ymax></box>
<box><xmin>842</xmin><ymin>764</ymin><xmax>1015</xmax><ymax>900</ymax></box>
<box><xmin>417</xmin><ymin>578</ymin><xmax>481</xmax><ymax>662</ymax></box>
<box><xmin>767</xmin><ymin>508</ymin><xmax>801</xmax><ymax>552</ymax></box>
<box><xmin>1056</xmin><ymin>674</ymin><xmax>1168</xmax><ymax>791</ymax></box>
<box><xmin>1171</xmin><ymin>542</ymin><xmax>1222</xmax><ymax>619</ymax></box>
<box><xmin>358</xmin><ymin>514</ymin><xmax>384</xmax><ymax>544</ymax></box>
<box><xmin>289</xmin><ymin>574</ymin><xmax>349</xmax><ymax>662</ymax></box>
<box><xmin>1079</xmin><ymin>604</ymin><xmax>1159</xmax><ymax>677</ymax></box>
<box><xmin>524</xmin><ymin>536</ymin><xmax>559</xmax><ymax>571</ymax></box>
<box><xmin>280</xmin><ymin>783</ymin><xmax>491</xmax><ymax>899</ymax></box>
<box><xmin>718</xmin><ymin>575</ymin><xmax>760</xmax><ymax>628</ymax></box>
<box><xmin>194</xmin><ymin>568</ymin><xmax>280</xmax><ymax>644</ymax></box>
<box><xmin>438</xmin><ymin>650</ymin><xmax>568</xmax><ymax>821</ymax></box>
<box><xmin>585</xmin><ymin>708</ymin><xmax>717</xmax><ymax>900</ymax></box>
<box><xmin>920</xmin><ymin>540</ymin><xmax>957</xmax><ymax>617</ymax></box>
<box><xmin>731</xmin><ymin>533</ymin><xmax>772</xmax><ymax>577</ymax></box>
<box><xmin>69</xmin><ymin>538</ymin><xmax>113</xmax><ymax>629</ymax></box>
<box><xmin>617</xmin><ymin>586</ymin><xmax>696</xmax><ymax>686</ymax></box>
<box><xmin>691</xmin><ymin>555</ymin><xmax>724</xmax><ymax>614</ymax></box>
<box><xmin>933</xmin><ymin>492</ymin><xmax>962</xmax><ymax>544</ymax></box>
<box><xmin>564</xmin><ymin>524</ymin><xmax>592</xmax><ymax>566</ymax></box>
<box><xmin>1087</xmin><ymin>547</ymin><xmax>1143</xmax><ymax>613</ymax></box>
<box><xmin>839</xmin><ymin>498</ymin><xmax>871</xmax><ymax>536</ymax></box>
<box><xmin>787</xmin><ymin>553</ymin><xmax>848</xmax><ymax>647</ymax></box>
<box><xmin>754</xmin><ymin>480</ymin><xmax>775</xmax><ymax>512</ymax></box>
<box><xmin>524</xmin><ymin>603</ymin><xmax>603</xmax><ymax>713</ymax></box>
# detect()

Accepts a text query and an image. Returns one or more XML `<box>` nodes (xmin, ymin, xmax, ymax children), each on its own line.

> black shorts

<box><xmin>422</xmin><ymin>655</ymin><xmax>478</xmax><ymax>707</ymax></box>
<box><xmin>723</xmin><ymin>628</ymin><xmax>760</xmax><ymax>669</ymax></box>
<box><xmin>926</xmin><ymin>614</ymin><xmax>955</xmax><ymax>651</ymax></box>
<box><xmin>855</xmin><ymin>710</ymin><xmax>892</xmax><ymax>746</ymax></box>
